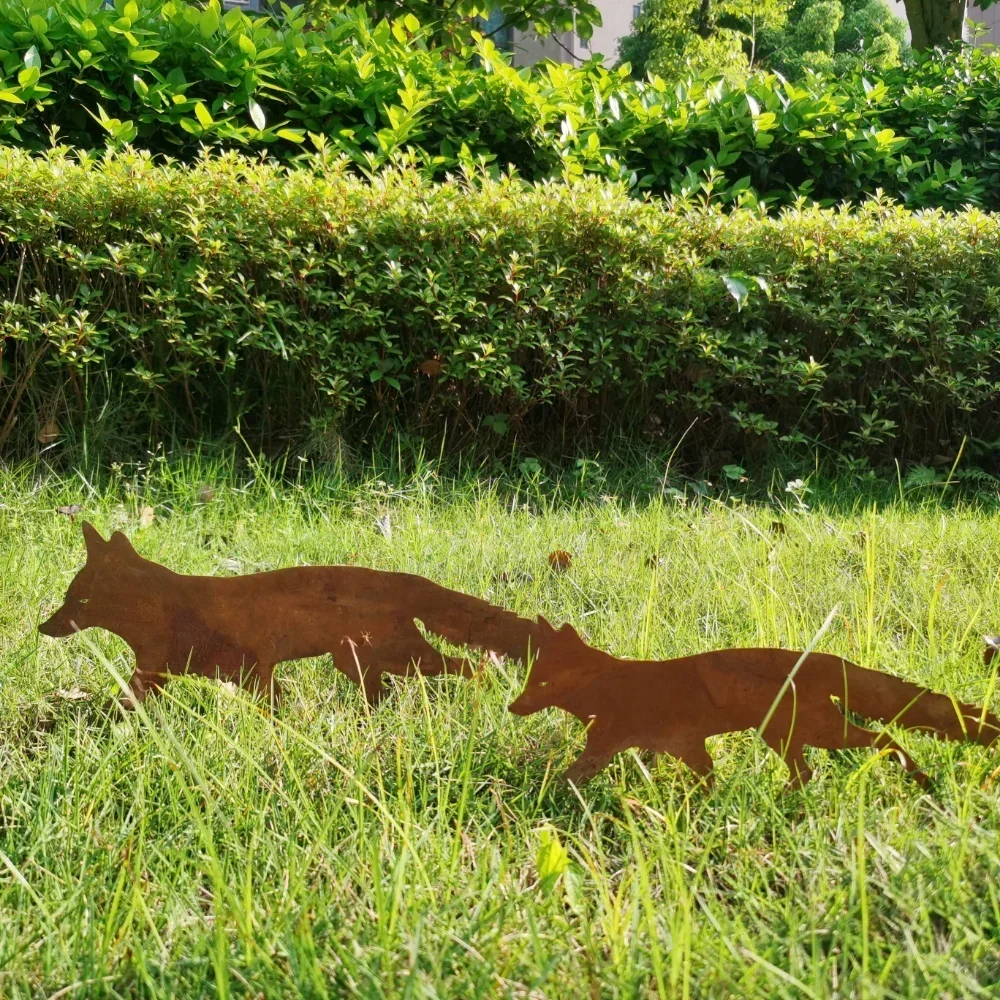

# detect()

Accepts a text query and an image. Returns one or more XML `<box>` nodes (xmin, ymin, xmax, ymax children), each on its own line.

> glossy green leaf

<box><xmin>722</xmin><ymin>274</ymin><xmax>749</xmax><ymax>308</ymax></box>
<box><xmin>248</xmin><ymin>98</ymin><xmax>265</xmax><ymax>130</ymax></box>
<box><xmin>194</xmin><ymin>101</ymin><xmax>213</xmax><ymax>127</ymax></box>
<box><xmin>200</xmin><ymin>4</ymin><xmax>219</xmax><ymax>38</ymax></box>
<box><xmin>536</xmin><ymin>828</ymin><xmax>568</xmax><ymax>896</ymax></box>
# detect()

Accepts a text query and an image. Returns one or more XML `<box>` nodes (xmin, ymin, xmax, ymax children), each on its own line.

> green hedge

<box><xmin>1</xmin><ymin>147</ymin><xmax>998</xmax><ymax>462</ymax></box>
<box><xmin>1</xmin><ymin>0</ymin><xmax>1000</xmax><ymax>210</ymax></box>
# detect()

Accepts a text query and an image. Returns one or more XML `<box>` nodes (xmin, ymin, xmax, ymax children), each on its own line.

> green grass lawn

<box><xmin>3</xmin><ymin>456</ymin><xmax>1000</xmax><ymax>998</ymax></box>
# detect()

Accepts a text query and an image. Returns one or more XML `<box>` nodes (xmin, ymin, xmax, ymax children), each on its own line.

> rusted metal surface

<box><xmin>39</xmin><ymin>522</ymin><xmax>537</xmax><ymax>708</ymax></box>
<box><xmin>508</xmin><ymin>617</ymin><xmax>1000</xmax><ymax>788</ymax></box>
<box><xmin>38</xmin><ymin>524</ymin><xmax>1000</xmax><ymax>790</ymax></box>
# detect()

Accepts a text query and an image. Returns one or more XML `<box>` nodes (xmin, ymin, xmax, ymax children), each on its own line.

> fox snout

<box><xmin>38</xmin><ymin>606</ymin><xmax>80</xmax><ymax>638</ymax></box>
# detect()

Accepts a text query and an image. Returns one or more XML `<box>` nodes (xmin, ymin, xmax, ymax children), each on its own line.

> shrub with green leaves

<box><xmin>0</xmin><ymin>0</ymin><xmax>546</xmax><ymax>171</ymax></box>
<box><xmin>1</xmin><ymin>147</ymin><xmax>998</xmax><ymax>463</ymax></box>
<box><xmin>1</xmin><ymin>0</ymin><xmax>1000</xmax><ymax>210</ymax></box>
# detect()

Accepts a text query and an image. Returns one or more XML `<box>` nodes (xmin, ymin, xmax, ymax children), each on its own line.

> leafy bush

<box><xmin>614</xmin><ymin>0</ymin><xmax>788</xmax><ymax>88</ymax></box>
<box><xmin>0</xmin><ymin>0</ymin><xmax>999</xmax><ymax>210</ymax></box>
<box><xmin>0</xmin><ymin>0</ymin><xmax>549</xmax><ymax>173</ymax></box>
<box><xmin>1</xmin><ymin>148</ymin><xmax>998</xmax><ymax>463</ymax></box>
<box><xmin>301</xmin><ymin>0</ymin><xmax>604</xmax><ymax>48</ymax></box>
<box><xmin>620</xmin><ymin>0</ymin><xmax>910</xmax><ymax>85</ymax></box>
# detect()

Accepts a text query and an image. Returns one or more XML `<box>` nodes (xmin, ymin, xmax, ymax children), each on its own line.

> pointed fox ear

<box><xmin>537</xmin><ymin>615</ymin><xmax>556</xmax><ymax>635</ymax></box>
<box><xmin>108</xmin><ymin>530</ymin><xmax>137</xmax><ymax>557</ymax></box>
<box><xmin>81</xmin><ymin>521</ymin><xmax>107</xmax><ymax>557</ymax></box>
<box><xmin>559</xmin><ymin>622</ymin><xmax>581</xmax><ymax>640</ymax></box>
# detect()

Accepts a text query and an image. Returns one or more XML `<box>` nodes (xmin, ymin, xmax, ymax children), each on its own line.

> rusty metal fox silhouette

<box><xmin>39</xmin><ymin>522</ymin><xmax>537</xmax><ymax>707</ymax></box>
<box><xmin>39</xmin><ymin>523</ymin><xmax>1000</xmax><ymax>790</ymax></box>
<box><xmin>508</xmin><ymin>617</ymin><xmax>1000</xmax><ymax>787</ymax></box>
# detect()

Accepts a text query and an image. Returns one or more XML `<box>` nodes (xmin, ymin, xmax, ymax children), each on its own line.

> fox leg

<box><xmin>334</xmin><ymin>639</ymin><xmax>388</xmax><ymax>707</ymax></box>
<box><xmin>564</xmin><ymin>750</ymin><xmax>616</xmax><ymax>786</ymax></box>
<box><xmin>348</xmin><ymin>654</ymin><xmax>388</xmax><ymax>706</ymax></box>
<box><xmin>122</xmin><ymin>667</ymin><xmax>166</xmax><ymax>710</ymax></box>
<box><xmin>839</xmin><ymin>723</ymin><xmax>928</xmax><ymax>787</ymax></box>
<box><xmin>386</xmin><ymin>630</ymin><xmax>468</xmax><ymax>678</ymax></box>
<box><xmin>340</xmin><ymin>662</ymin><xmax>387</xmax><ymax>706</ymax></box>
<box><xmin>360</xmin><ymin>670</ymin><xmax>388</xmax><ymax>707</ymax></box>
<box><xmin>785</xmin><ymin>754</ymin><xmax>814</xmax><ymax>790</ymax></box>
<box><xmin>352</xmin><ymin>633</ymin><xmax>467</xmax><ymax>692</ymax></box>
<box><xmin>761</xmin><ymin>732</ymin><xmax>813</xmax><ymax>789</ymax></box>
<box><xmin>668</xmin><ymin>737</ymin><xmax>716</xmax><ymax>787</ymax></box>
<box><xmin>245</xmin><ymin>663</ymin><xmax>282</xmax><ymax>712</ymax></box>
<box><xmin>269</xmin><ymin>676</ymin><xmax>283</xmax><ymax>711</ymax></box>
<box><xmin>563</xmin><ymin>728</ymin><xmax>621</xmax><ymax>786</ymax></box>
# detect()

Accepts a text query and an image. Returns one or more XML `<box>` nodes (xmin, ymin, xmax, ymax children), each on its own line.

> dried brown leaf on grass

<box><xmin>548</xmin><ymin>550</ymin><xmax>572</xmax><ymax>573</ymax></box>
<box><xmin>38</xmin><ymin>420</ymin><xmax>60</xmax><ymax>445</ymax></box>
<box><xmin>55</xmin><ymin>687</ymin><xmax>92</xmax><ymax>702</ymax></box>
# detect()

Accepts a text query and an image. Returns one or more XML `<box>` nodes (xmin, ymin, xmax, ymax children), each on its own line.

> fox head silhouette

<box><xmin>508</xmin><ymin>616</ymin><xmax>605</xmax><ymax>716</ymax></box>
<box><xmin>38</xmin><ymin>521</ymin><xmax>144</xmax><ymax>638</ymax></box>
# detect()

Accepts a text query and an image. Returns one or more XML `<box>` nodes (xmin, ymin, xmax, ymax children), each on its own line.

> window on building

<box><xmin>632</xmin><ymin>3</ymin><xmax>643</xmax><ymax>23</ymax></box>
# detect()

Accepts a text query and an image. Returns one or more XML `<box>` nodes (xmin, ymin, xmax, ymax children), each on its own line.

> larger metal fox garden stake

<box><xmin>39</xmin><ymin>522</ymin><xmax>536</xmax><ymax>707</ymax></box>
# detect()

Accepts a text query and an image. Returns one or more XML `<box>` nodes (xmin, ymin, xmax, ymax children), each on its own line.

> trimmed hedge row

<box><xmin>0</xmin><ymin>147</ymin><xmax>998</xmax><ymax>462</ymax></box>
<box><xmin>1</xmin><ymin>0</ymin><xmax>1000</xmax><ymax>210</ymax></box>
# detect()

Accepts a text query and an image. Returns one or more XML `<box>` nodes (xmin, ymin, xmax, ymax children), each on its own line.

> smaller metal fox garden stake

<box><xmin>508</xmin><ymin>617</ymin><xmax>1000</xmax><ymax>788</ymax></box>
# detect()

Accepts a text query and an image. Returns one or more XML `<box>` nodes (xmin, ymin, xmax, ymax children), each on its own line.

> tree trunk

<box><xmin>902</xmin><ymin>0</ymin><xmax>968</xmax><ymax>49</ymax></box>
<box><xmin>696</xmin><ymin>0</ymin><xmax>714</xmax><ymax>38</ymax></box>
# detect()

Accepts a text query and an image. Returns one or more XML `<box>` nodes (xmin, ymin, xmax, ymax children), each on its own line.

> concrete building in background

<box><xmin>968</xmin><ymin>4</ymin><xmax>1000</xmax><ymax>40</ymax></box>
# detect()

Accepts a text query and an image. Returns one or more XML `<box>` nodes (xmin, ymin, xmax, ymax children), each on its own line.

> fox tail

<box><xmin>411</xmin><ymin>581</ymin><xmax>540</xmax><ymax>666</ymax></box>
<box><xmin>840</xmin><ymin>661</ymin><xmax>1000</xmax><ymax>746</ymax></box>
